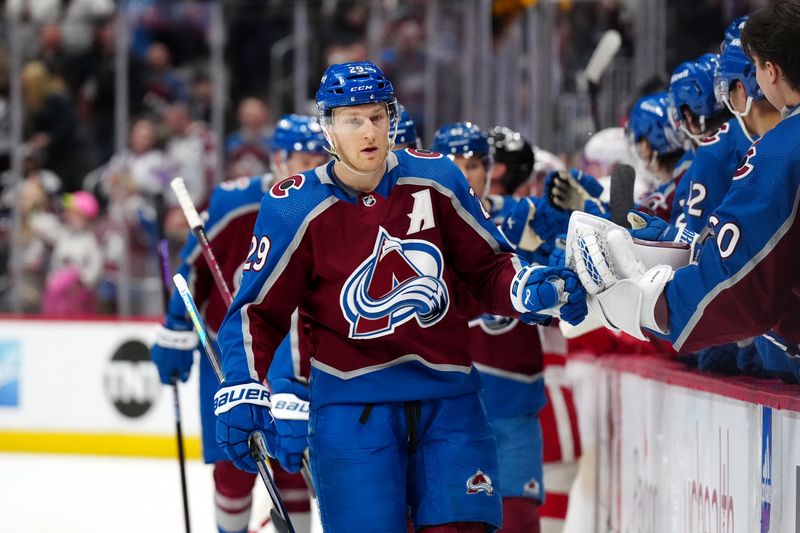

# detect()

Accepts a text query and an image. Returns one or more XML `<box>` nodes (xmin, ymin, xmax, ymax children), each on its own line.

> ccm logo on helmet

<box><xmin>270</xmin><ymin>174</ymin><xmax>305</xmax><ymax>199</ymax></box>
<box><xmin>351</xmin><ymin>85</ymin><xmax>373</xmax><ymax>92</ymax></box>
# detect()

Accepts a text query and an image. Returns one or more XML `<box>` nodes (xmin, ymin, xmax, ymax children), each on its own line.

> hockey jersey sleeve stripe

<box><xmin>288</xmin><ymin>310</ymin><xmax>303</xmax><ymax>382</ymax></box>
<box><xmin>672</xmin><ymin>179</ymin><xmax>800</xmax><ymax>352</ymax></box>
<box><xmin>238</xmin><ymin>196</ymin><xmax>338</xmax><ymax>380</ymax></box>
<box><xmin>311</xmin><ymin>353</ymin><xmax>473</xmax><ymax>380</ymax></box>
<box><xmin>472</xmin><ymin>362</ymin><xmax>544</xmax><ymax>384</ymax></box>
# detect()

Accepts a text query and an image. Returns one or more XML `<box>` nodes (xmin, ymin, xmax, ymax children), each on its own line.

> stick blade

<box><xmin>585</xmin><ymin>29</ymin><xmax>622</xmax><ymax>84</ymax></box>
<box><xmin>270</xmin><ymin>509</ymin><xmax>293</xmax><ymax>533</ymax></box>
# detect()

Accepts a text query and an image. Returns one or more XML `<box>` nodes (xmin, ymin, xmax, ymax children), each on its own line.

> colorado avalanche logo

<box><xmin>466</xmin><ymin>470</ymin><xmax>495</xmax><ymax>496</ymax></box>
<box><xmin>473</xmin><ymin>314</ymin><xmax>518</xmax><ymax>335</ymax></box>
<box><xmin>340</xmin><ymin>227</ymin><xmax>449</xmax><ymax>339</ymax></box>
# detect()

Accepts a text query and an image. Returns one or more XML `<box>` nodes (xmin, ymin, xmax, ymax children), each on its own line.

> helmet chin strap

<box><xmin>723</xmin><ymin>95</ymin><xmax>756</xmax><ymax>144</ymax></box>
<box><xmin>321</xmin><ymin>109</ymin><xmax>400</xmax><ymax>179</ymax></box>
<box><xmin>679</xmin><ymin>115</ymin><xmax>707</xmax><ymax>146</ymax></box>
<box><xmin>323</xmin><ymin>128</ymin><xmax>389</xmax><ymax>177</ymax></box>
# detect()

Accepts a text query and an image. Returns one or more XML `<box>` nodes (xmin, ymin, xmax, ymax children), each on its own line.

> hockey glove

<box><xmin>696</xmin><ymin>343</ymin><xmax>740</xmax><ymax>375</ymax></box>
<box><xmin>214</xmin><ymin>380</ymin><xmax>278</xmax><ymax>473</ymax></box>
<box><xmin>502</xmin><ymin>196</ymin><xmax>568</xmax><ymax>254</ymax></box>
<box><xmin>736</xmin><ymin>339</ymin><xmax>771</xmax><ymax>378</ymax></box>
<box><xmin>501</xmin><ymin>197</ymin><xmax>544</xmax><ymax>252</ymax></box>
<box><xmin>548</xmin><ymin>234</ymin><xmax>567</xmax><ymax>268</ymax></box>
<box><xmin>150</xmin><ymin>315</ymin><xmax>198</xmax><ymax>384</ymax></box>
<box><xmin>483</xmin><ymin>194</ymin><xmax>518</xmax><ymax>226</ymax></box>
<box><xmin>567</xmin><ymin>211</ymin><xmax>672</xmax><ymax>340</ymax></box>
<box><xmin>511</xmin><ymin>265</ymin><xmax>588</xmax><ymax>326</ymax></box>
<box><xmin>269</xmin><ymin>377</ymin><xmax>310</xmax><ymax>473</ymax></box>
<box><xmin>547</xmin><ymin>169</ymin><xmax>605</xmax><ymax>212</ymax></box>
<box><xmin>627</xmin><ymin>210</ymin><xmax>697</xmax><ymax>246</ymax></box>
<box><xmin>755</xmin><ymin>334</ymin><xmax>800</xmax><ymax>384</ymax></box>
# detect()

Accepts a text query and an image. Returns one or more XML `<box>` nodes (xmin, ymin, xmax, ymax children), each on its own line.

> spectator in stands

<box><xmin>225</xmin><ymin>97</ymin><xmax>272</xmax><ymax>178</ymax></box>
<box><xmin>0</xmin><ymin>147</ymin><xmax>63</xmax><ymax>313</ymax></box>
<box><xmin>79</xmin><ymin>18</ymin><xmax>146</xmax><ymax>169</ymax></box>
<box><xmin>35</xmin><ymin>24</ymin><xmax>69</xmax><ymax>81</ymax></box>
<box><xmin>30</xmin><ymin>191</ymin><xmax>103</xmax><ymax>316</ymax></box>
<box><xmin>141</xmin><ymin>42</ymin><xmax>188</xmax><ymax>116</ymax></box>
<box><xmin>162</xmin><ymin>101</ymin><xmax>215</xmax><ymax>205</ymax></box>
<box><xmin>58</xmin><ymin>0</ymin><xmax>115</xmax><ymax>55</ymax></box>
<box><xmin>101</xmin><ymin>117</ymin><xmax>174</xmax><ymax>204</ymax></box>
<box><xmin>100</xmin><ymin>117</ymin><xmax>175</xmax><ymax>315</ymax></box>
<box><xmin>21</xmin><ymin>61</ymin><xmax>86</xmax><ymax>192</ymax></box>
<box><xmin>189</xmin><ymin>70</ymin><xmax>213</xmax><ymax>123</ymax></box>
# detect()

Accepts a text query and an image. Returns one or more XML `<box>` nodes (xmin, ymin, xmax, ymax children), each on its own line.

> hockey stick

<box><xmin>153</xmin><ymin>193</ymin><xmax>192</xmax><ymax>533</ymax></box>
<box><xmin>170</xmin><ymin>178</ymin><xmax>234</xmax><ymax>306</ymax></box>
<box><xmin>174</xmin><ymin>273</ymin><xmax>295</xmax><ymax>533</ymax></box>
<box><xmin>170</xmin><ymin>177</ymin><xmax>317</xmax><ymax>498</ymax></box>
<box><xmin>585</xmin><ymin>29</ymin><xmax>622</xmax><ymax>132</ymax></box>
<box><xmin>609</xmin><ymin>163</ymin><xmax>636</xmax><ymax>228</ymax></box>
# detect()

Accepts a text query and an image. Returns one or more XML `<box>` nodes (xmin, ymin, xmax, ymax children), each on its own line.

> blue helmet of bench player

<box><xmin>721</xmin><ymin>15</ymin><xmax>748</xmax><ymax>53</ymax></box>
<box><xmin>393</xmin><ymin>105</ymin><xmax>420</xmax><ymax>148</ymax></box>
<box><xmin>488</xmin><ymin>126</ymin><xmax>534</xmax><ymax>194</ymax></box>
<box><xmin>626</xmin><ymin>92</ymin><xmax>684</xmax><ymax>161</ymax></box>
<box><xmin>668</xmin><ymin>54</ymin><xmax>724</xmax><ymax>142</ymax></box>
<box><xmin>431</xmin><ymin>122</ymin><xmax>492</xmax><ymax>167</ymax></box>
<box><xmin>315</xmin><ymin>61</ymin><xmax>399</xmax><ymax>173</ymax></box>
<box><xmin>714</xmin><ymin>40</ymin><xmax>764</xmax><ymax>143</ymax></box>
<box><xmin>271</xmin><ymin>114</ymin><xmax>327</xmax><ymax>155</ymax></box>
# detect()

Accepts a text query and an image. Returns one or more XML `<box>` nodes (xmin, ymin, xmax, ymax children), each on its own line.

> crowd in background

<box><xmin>0</xmin><ymin>0</ymin><xmax>758</xmax><ymax>317</ymax></box>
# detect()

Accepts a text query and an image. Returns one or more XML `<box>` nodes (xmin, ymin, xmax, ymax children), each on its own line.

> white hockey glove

<box><xmin>566</xmin><ymin>212</ymin><xmax>675</xmax><ymax>340</ymax></box>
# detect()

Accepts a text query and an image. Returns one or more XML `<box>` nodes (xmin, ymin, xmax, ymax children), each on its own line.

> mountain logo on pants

<box><xmin>466</xmin><ymin>470</ymin><xmax>495</xmax><ymax>496</ymax></box>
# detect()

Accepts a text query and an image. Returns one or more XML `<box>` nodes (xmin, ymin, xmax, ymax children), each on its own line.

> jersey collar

<box><xmin>320</xmin><ymin>151</ymin><xmax>401</xmax><ymax>203</ymax></box>
<box><xmin>782</xmin><ymin>102</ymin><xmax>800</xmax><ymax>119</ymax></box>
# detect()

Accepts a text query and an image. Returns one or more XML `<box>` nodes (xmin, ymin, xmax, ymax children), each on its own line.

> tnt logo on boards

<box><xmin>0</xmin><ymin>340</ymin><xmax>21</xmax><ymax>407</ymax></box>
<box><xmin>104</xmin><ymin>340</ymin><xmax>161</xmax><ymax>418</ymax></box>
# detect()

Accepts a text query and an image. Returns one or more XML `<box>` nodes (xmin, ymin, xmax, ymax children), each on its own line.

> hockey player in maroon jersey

<box><xmin>150</xmin><ymin>114</ymin><xmax>328</xmax><ymax>533</ymax></box>
<box><xmin>213</xmin><ymin>61</ymin><xmax>588</xmax><ymax>533</ymax></box>
<box><xmin>430</xmin><ymin>123</ymin><xmax>546</xmax><ymax>532</ymax></box>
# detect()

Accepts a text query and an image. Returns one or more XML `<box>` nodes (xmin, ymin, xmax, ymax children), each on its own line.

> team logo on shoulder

<box><xmin>340</xmin><ymin>227</ymin><xmax>449</xmax><ymax>339</ymax></box>
<box><xmin>699</xmin><ymin>122</ymin><xmax>729</xmax><ymax>146</ymax></box>
<box><xmin>405</xmin><ymin>148</ymin><xmax>443</xmax><ymax>159</ymax></box>
<box><xmin>466</xmin><ymin>470</ymin><xmax>495</xmax><ymax>496</ymax></box>
<box><xmin>733</xmin><ymin>143</ymin><xmax>758</xmax><ymax>181</ymax></box>
<box><xmin>270</xmin><ymin>174</ymin><xmax>305</xmax><ymax>198</ymax></box>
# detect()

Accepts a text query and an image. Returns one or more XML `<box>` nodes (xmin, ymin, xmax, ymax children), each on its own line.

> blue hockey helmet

<box><xmin>669</xmin><ymin>54</ymin><xmax>724</xmax><ymax>125</ymax></box>
<box><xmin>316</xmin><ymin>61</ymin><xmax>396</xmax><ymax>118</ymax></box>
<box><xmin>271</xmin><ymin>114</ymin><xmax>327</xmax><ymax>154</ymax></box>
<box><xmin>715</xmin><ymin>41</ymin><xmax>765</xmax><ymax>109</ymax></box>
<box><xmin>431</xmin><ymin>122</ymin><xmax>491</xmax><ymax>159</ymax></box>
<box><xmin>721</xmin><ymin>15</ymin><xmax>748</xmax><ymax>53</ymax></box>
<box><xmin>626</xmin><ymin>92</ymin><xmax>684</xmax><ymax>156</ymax></box>
<box><xmin>393</xmin><ymin>105</ymin><xmax>420</xmax><ymax>148</ymax></box>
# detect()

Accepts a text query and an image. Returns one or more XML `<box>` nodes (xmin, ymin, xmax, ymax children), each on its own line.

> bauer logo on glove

<box><xmin>214</xmin><ymin>382</ymin><xmax>272</xmax><ymax>414</ymax></box>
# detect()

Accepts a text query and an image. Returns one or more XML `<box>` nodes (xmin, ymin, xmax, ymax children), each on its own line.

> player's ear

<box><xmin>491</xmin><ymin>162</ymin><xmax>507</xmax><ymax>179</ymax></box>
<box><xmin>765</xmin><ymin>60</ymin><xmax>780</xmax><ymax>85</ymax></box>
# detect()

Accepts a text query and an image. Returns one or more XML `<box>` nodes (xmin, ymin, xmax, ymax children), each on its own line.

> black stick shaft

<box><xmin>174</xmin><ymin>274</ymin><xmax>295</xmax><ymax>533</ymax></box>
<box><xmin>154</xmin><ymin>193</ymin><xmax>192</xmax><ymax>533</ymax></box>
<box><xmin>610</xmin><ymin>164</ymin><xmax>636</xmax><ymax>228</ymax></box>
